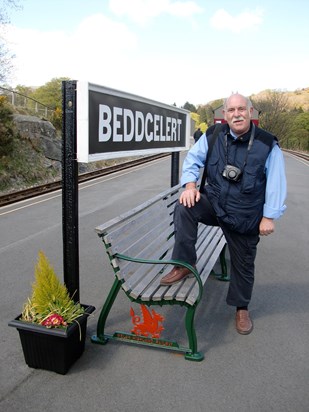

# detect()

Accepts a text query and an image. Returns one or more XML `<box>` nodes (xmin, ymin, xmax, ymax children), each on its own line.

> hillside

<box><xmin>207</xmin><ymin>87</ymin><xmax>309</xmax><ymax>111</ymax></box>
<box><xmin>250</xmin><ymin>87</ymin><xmax>309</xmax><ymax>111</ymax></box>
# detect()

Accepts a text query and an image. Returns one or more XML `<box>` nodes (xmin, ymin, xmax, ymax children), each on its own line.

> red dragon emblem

<box><xmin>130</xmin><ymin>305</ymin><xmax>165</xmax><ymax>339</ymax></box>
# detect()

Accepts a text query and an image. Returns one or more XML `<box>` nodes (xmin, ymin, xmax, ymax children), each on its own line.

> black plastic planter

<box><xmin>9</xmin><ymin>304</ymin><xmax>95</xmax><ymax>374</ymax></box>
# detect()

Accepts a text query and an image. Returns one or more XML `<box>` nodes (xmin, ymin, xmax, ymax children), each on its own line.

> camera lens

<box><xmin>228</xmin><ymin>169</ymin><xmax>237</xmax><ymax>179</ymax></box>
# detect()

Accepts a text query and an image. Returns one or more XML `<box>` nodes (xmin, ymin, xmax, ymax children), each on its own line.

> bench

<box><xmin>91</xmin><ymin>184</ymin><xmax>229</xmax><ymax>361</ymax></box>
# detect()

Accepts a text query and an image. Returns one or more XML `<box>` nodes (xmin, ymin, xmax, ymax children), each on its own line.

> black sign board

<box><xmin>77</xmin><ymin>82</ymin><xmax>190</xmax><ymax>162</ymax></box>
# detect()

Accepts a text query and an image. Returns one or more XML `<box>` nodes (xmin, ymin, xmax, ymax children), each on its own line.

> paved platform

<box><xmin>1</xmin><ymin>153</ymin><xmax>308</xmax><ymax>412</ymax></box>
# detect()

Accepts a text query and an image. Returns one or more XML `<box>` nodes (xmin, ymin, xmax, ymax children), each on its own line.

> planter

<box><xmin>9</xmin><ymin>304</ymin><xmax>95</xmax><ymax>375</ymax></box>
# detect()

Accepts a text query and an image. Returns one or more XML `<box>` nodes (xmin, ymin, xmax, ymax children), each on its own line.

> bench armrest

<box><xmin>115</xmin><ymin>253</ymin><xmax>203</xmax><ymax>305</ymax></box>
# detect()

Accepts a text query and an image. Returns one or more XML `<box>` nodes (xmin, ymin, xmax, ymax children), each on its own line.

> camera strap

<box><xmin>224</xmin><ymin>123</ymin><xmax>255</xmax><ymax>170</ymax></box>
<box><xmin>199</xmin><ymin>123</ymin><xmax>222</xmax><ymax>191</ymax></box>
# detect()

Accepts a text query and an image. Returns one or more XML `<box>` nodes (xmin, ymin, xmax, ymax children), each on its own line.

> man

<box><xmin>160</xmin><ymin>93</ymin><xmax>287</xmax><ymax>335</ymax></box>
<box><xmin>193</xmin><ymin>127</ymin><xmax>203</xmax><ymax>143</ymax></box>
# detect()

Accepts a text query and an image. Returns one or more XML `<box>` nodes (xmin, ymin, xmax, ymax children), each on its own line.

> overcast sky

<box><xmin>1</xmin><ymin>0</ymin><xmax>309</xmax><ymax>106</ymax></box>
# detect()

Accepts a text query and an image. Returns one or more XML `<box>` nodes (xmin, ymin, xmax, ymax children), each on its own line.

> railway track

<box><xmin>1</xmin><ymin>149</ymin><xmax>307</xmax><ymax>208</ymax></box>
<box><xmin>283</xmin><ymin>149</ymin><xmax>309</xmax><ymax>162</ymax></box>
<box><xmin>0</xmin><ymin>153</ymin><xmax>170</xmax><ymax>207</ymax></box>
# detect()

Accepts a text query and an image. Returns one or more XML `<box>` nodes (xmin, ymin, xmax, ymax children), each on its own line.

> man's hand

<box><xmin>179</xmin><ymin>183</ymin><xmax>200</xmax><ymax>207</ymax></box>
<box><xmin>259</xmin><ymin>217</ymin><xmax>275</xmax><ymax>236</ymax></box>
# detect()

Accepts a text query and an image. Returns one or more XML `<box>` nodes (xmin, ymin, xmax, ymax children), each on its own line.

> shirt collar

<box><xmin>228</xmin><ymin>122</ymin><xmax>253</xmax><ymax>141</ymax></box>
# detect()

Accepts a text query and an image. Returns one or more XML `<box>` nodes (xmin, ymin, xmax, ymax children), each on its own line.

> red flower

<box><xmin>42</xmin><ymin>314</ymin><xmax>67</xmax><ymax>328</ymax></box>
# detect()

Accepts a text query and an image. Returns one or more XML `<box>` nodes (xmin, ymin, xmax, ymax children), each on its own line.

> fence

<box><xmin>0</xmin><ymin>86</ymin><xmax>55</xmax><ymax>120</ymax></box>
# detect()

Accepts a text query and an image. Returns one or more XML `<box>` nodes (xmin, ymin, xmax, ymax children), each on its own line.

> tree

<box><xmin>182</xmin><ymin>101</ymin><xmax>197</xmax><ymax>113</ymax></box>
<box><xmin>289</xmin><ymin>112</ymin><xmax>309</xmax><ymax>151</ymax></box>
<box><xmin>0</xmin><ymin>95</ymin><xmax>16</xmax><ymax>156</ymax></box>
<box><xmin>32</xmin><ymin>77</ymin><xmax>71</xmax><ymax>109</ymax></box>
<box><xmin>251</xmin><ymin>90</ymin><xmax>293</xmax><ymax>146</ymax></box>
<box><xmin>196</xmin><ymin>105</ymin><xmax>208</xmax><ymax>124</ymax></box>
<box><xmin>197</xmin><ymin>104</ymin><xmax>215</xmax><ymax>125</ymax></box>
<box><xmin>0</xmin><ymin>1</ymin><xmax>21</xmax><ymax>84</ymax></box>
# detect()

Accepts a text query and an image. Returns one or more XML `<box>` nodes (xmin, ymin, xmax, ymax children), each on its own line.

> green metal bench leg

<box><xmin>184</xmin><ymin>305</ymin><xmax>204</xmax><ymax>361</ymax></box>
<box><xmin>91</xmin><ymin>278</ymin><xmax>122</xmax><ymax>345</ymax></box>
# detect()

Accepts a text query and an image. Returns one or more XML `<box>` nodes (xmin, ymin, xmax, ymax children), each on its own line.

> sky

<box><xmin>1</xmin><ymin>0</ymin><xmax>309</xmax><ymax>106</ymax></box>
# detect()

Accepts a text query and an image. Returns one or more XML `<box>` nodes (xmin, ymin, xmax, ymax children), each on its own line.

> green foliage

<box><xmin>21</xmin><ymin>251</ymin><xmax>84</xmax><ymax>327</ymax></box>
<box><xmin>182</xmin><ymin>101</ymin><xmax>197</xmax><ymax>112</ymax></box>
<box><xmin>288</xmin><ymin>112</ymin><xmax>309</xmax><ymax>151</ymax></box>
<box><xmin>190</xmin><ymin>112</ymin><xmax>207</xmax><ymax>132</ymax></box>
<box><xmin>197</xmin><ymin>100</ymin><xmax>224</xmax><ymax>126</ymax></box>
<box><xmin>0</xmin><ymin>95</ymin><xmax>15</xmax><ymax>155</ymax></box>
<box><xmin>190</xmin><ymin>112</ymin><xmax>200</xmax><ymax>124</ymax></box>
<box><xmin>51</xmin><ymin>106</ymin><xmax>62</xmax><ymax>130</ymax></box>
<box><xmin>197</xmin><ymin>105</ymin><xmax>209</xmax><ymax>124</ymax></box>
<box><xmin>292</xmin><ymin>112</ymin><xmax>309</xmax><ymax>131</ymax></box>
<box><xmin>31</xmin><ymin>77</ymin><xmax>70</xmax><ymax>109</ymax></box>
<box><xmin>198</xmin><ymin>122</ymin><xmax>207</xmax><ymax>133</ymax></box>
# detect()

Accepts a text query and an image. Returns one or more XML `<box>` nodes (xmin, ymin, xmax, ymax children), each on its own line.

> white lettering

<box><xmin>154</xmin><ymin>114</ymin><xmax>160</xmax><ymax>141</ymax></box>
<box><xmin>99</xmin><ymin>104</ymin><xmax>112</xmax><ymax>142</ymax></box>
<box><xmin>98</xmin><ymin>104</ymin><xmax>184</xmax><ymax>144</ymax></box>
<box><xmin>145</xmin><ymin>113</ymin><xmax>153</xmax><ymax>142</ymax></box>
<box><xmin>123</xmin><ymin>109</ymin><xmax>134</xmax><ymax>142</ymax></box>
<box><xmin>171</xmin><ymin>118</ymin><xmax>177</xmax><ymax>141</ymax></box>
<box><xmin>165</xmin><ymin>117</ymin><xmax>171</xmax><ymax>141</ymax></box>
<box><xmin>135</xmin><ymin>111</ymin><xmax>144</xmax><ymax>142</ymax></box>
<box><xmin>177</xmin><ymin>119</ymin><xmax>182</xmax><ymax>141</ymax></box>
<box><xmin>160</xmin><ymin>116</ymin><xmax>165</xmax><ymax>141</ymax></box>
<box><xmin>113</xmin><ymin>107</ymin><xmax>122</xmax><ymax>142</ymax></box>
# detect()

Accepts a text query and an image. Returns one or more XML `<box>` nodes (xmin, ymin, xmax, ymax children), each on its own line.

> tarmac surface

<box><xmin>1</xmin><ymin>151</ymin><xmax>308</xmax><ymax>412</ymax></box>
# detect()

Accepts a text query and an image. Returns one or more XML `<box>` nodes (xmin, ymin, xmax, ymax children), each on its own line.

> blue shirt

<box><xmin>181</xmin><ymin>132</ymin><xmax>287</xmax><ymax>220</ymax></box>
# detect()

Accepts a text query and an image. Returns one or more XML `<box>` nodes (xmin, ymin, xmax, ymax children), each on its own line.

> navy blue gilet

<box><xmin>204</xmin><ymin>122</ymin><xmax>277</xmax><ymax>234</ymax></box>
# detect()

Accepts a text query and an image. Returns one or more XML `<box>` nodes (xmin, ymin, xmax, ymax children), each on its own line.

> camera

<box><xmin>222</xmin><ymin>165</ymin><xmax>242</xmax><ymax>182</ymax></box>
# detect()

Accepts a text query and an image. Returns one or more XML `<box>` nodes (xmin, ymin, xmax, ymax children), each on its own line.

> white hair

<box><xmin>223</xmin><ymin>93</ymin><xmax>252</xmax><ymax>110</ymax></box>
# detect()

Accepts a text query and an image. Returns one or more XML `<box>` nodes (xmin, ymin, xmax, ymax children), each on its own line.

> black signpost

<box><xmin>61</xmin><ymin>80</ymin><xmax>190</xmax><ymax>301</ymax></box>
<box><xmin>171</xmin><ymin>152</ymin><xmax>180</xmax><ymax>187</ymax></box>
<box><xmin>62</xmin><ymin>80</ymin><xmax>79</xmax><ymax>302</ymax></box>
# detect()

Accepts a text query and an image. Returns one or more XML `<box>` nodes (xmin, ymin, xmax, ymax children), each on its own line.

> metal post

<box><xmin>62</xmin><ymin>80</ymin><xmax>80</xmax><ymax>302</ymax></box>
<box><xmin>171</xmin><ymin>152</ymin><xmax>180</xmax><ymax>187</ymax></box>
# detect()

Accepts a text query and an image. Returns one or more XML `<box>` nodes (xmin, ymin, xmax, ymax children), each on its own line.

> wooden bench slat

<box><xmin>95</xmin><ymin>184</ymin><xmax>181</xmax><ymax>235</ymax></box>
<box><xmin>185</xmin><ymin>236</ymin><xmax>226</xmax><ymax>305</ymax></box>
<box><xmin>113</xmin><ymin>228</ymin><xmax>174</xmax><ymax>278</ymax></box>
<box><xmin>164</xmin><ymin>229</ymin><xmax>225</xmax><ymax>302</ymax></box>
<box><xmin>108</xmin><ymin>216</ymin><xmax>173</xmax><ymax>258</ymax></box>
<box><xmin>129</xmin><ymin>264</ymin><xmax>166</xmax><ymax>300</ymax></box>
<box><xmin>103</xmin><ymin>199</ymin><xmax>170</xmax><ymax>248</ymax></box>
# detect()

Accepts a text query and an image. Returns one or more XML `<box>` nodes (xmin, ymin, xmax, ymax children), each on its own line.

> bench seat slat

<box><xmin>117</xmin><ymin>225</ymin><xmax>225</xmax><ymax>304</ymax></box>
<box><xmin>186</xmin><ymin>236</ymin><xmax>226</xmax><ymax>305</ymax></box>
<box><xmin>114</xmin><ymin>229</ymin><xmax>174</xmax><ymax>278</ymax></box>
<box><xmin>138</xmin><ymin>261</ymin><xmax>176</xmax><ymax>301</ymax></box>
<box><xmin>128</xmin><ymin>264</ymin><xmax>166</xmax><ymax>300</ymax></box>
<box><xmin>163</xmin><ymin>228</ymin><xmax>225</xmax><ymax>303</ymax></box>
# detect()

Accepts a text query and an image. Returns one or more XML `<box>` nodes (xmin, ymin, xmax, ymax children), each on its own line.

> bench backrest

<box><xmin>96</xmin><ymin>184</ymin><xmax>181</xmax><ymax>273</ymax></box>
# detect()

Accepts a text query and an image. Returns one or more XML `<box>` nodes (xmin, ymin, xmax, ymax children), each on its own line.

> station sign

<box><xmin>76</xmin><ymin>81</ymin><xmax>190</xmax><ymax>162</ymax></box>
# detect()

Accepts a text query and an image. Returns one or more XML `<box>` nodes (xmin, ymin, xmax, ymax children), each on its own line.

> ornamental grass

<box><xmin>21</xmin><ymin>251</ymin><xmax>84</xmax><ymax>328</ymax></box>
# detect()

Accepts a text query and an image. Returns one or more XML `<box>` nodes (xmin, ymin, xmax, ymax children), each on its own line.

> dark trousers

<box><xmin>172</xmin><ymin>193</ymin><xmax>260</xmax><ymax>307</ymax></box>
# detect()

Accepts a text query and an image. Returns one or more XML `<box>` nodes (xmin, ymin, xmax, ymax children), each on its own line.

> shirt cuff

<box><xmin>263</xmin><ymin>204</ymin><xmax>287</xmax><ymax>220</ymax></box>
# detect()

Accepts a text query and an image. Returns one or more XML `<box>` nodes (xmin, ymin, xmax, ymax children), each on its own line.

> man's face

<box><xmin>223</xmin><ymin>95</ymin><xmax>253</xmax><ymax>136</ymax></box>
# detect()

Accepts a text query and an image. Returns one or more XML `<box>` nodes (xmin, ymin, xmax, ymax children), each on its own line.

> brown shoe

<box><xmin>235</xmin><ymin>310</ymin><xmax>253</xmax><ymax>335</ymax></box>
<box><xmin>160</xmin><ymin>266</ymin><xmax>195</xmax><ymax>286</ymax></box>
